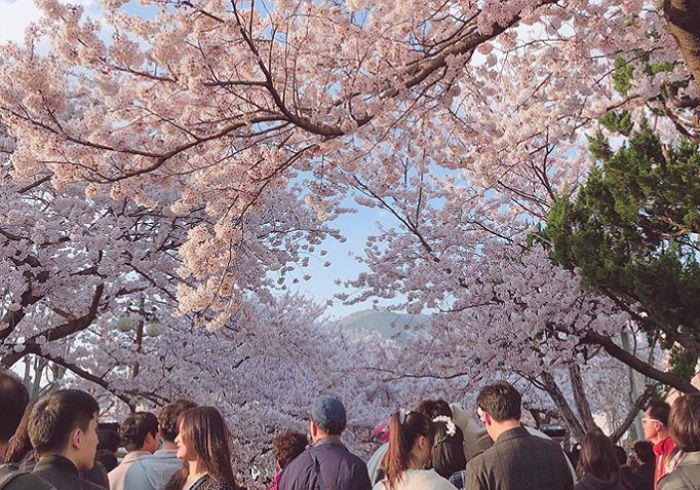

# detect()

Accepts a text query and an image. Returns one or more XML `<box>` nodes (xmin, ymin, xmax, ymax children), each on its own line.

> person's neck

<box><xmin>0</xmin><ymin>442</ymin><xmax>7</xmax><ymax>463</ymax></box>
<box><xmin>313</xmin><ymin>433</ymin><xmax>342</xmax><ymax>444</ymax></box>
<box><xmin>187</xmin><ymin>459</ymin><xmax>207</xmax><ymax>482</ymax></box>
<box><xmin>160</xmin><ymin>441</ymin><xmax>177</xmax><ymax>451</ymax></box>
<box><xmin>489</xmin><ymin>419</ymin><xmax>522</xmax><ymax>442</ymax></box>
<box><xmin>41</xmin><ymin>451</ymin><xmax>80</xmax><ymax>470</ymax></box>
<box><xmin>652</xmin><ymin>430</ymin><xmax>671</xmax><ymax>445</ymax></box>
<box><xmin>407</xmin><ymin>454</ymin><xmax>426</xmax><ymax>470</ymax></box>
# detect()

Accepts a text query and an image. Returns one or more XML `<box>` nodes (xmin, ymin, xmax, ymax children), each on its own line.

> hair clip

<box><xmin>433</xmin><ymin>415</ymin><xmax>456</xmax><ymax>436</ymax></box>
<box><xmin>399</xmin><ymin>408</ymin><xmax>410</xmax><ymax>424</ymax></box>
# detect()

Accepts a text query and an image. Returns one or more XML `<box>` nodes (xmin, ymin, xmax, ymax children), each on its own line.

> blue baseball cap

<box><xmin>311</xmin><ymin>396</ymin><xmax>347</xmax><ymax>430</ymax></box>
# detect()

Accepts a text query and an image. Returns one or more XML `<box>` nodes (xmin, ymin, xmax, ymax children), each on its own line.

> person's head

<box><xmin>414</xmin><ymin>400</ymin><xmax>452</xmax><ymax>420</ymax></box>
<box><xmin>4</xmin><ymin>399</ymin><xmax>37</xmax><ymax>465</ymax></box>
<box><xmin>643</xmin><ymin>400</ymin><xmax>671</xmax><ymax>444</ymax></box>
<box><xmin>174</xmin><ymin>406</ymin><xmax>237</xmax><ymax>487</ymax></box>
<box><xmin>669</xmin><ymin>393</ymin><xmax>700</xmax><ymax>452</ymax></box>
<box><xmin>28</xmin><ymin>389</ymin><xmax>100</xmax><ymax>471</ymax></box>
<box><xmin>309</xmin><ymin>396</ymin><xmax>346</xmax><ymax>441</ymax></box>
<box><xmin>476</xmin><ymin>382</ymin><xmax>522</xmax><ymax>441</ymax></box>
<box><xmin>97</xmin><ymin>427</ymin><xmax>120</xmax><ymax>454</ymax></box>
<box><xmin>119</xmin><ymin>412</ymin><xmax>159</xmax><ymax>453</ymax></box>
<box><xmin>159</xmin><ymin>399</ymin><xmax>197</xmax><ymax>444</ymax></box>
<box><xmin>0</xmin><ymin>369</ymin><xmax>30</xmax><ymax>446</ymax></box>
<box><xmin>629</xmin><ymin>440</ymin><xmax>654</xmax><ymax>466</ymax></box>
<box><xmin>382</xmin><ymin>411</ymin><xmax>435</xmax><ymax>490</ymax></box>
<box><xmin>271</xmin><ymin>430</ymin><xmax>308</xmax><ymax>469</ymax></box>
<box><xmin>577</xmin><ymin>428</ymin><xmax>619</xmax><ymax>481</ymax></box>
<box><xmin>431</xmin><ymin>418</ymin><xmax>467</xmax><ymax>479</ymax></box>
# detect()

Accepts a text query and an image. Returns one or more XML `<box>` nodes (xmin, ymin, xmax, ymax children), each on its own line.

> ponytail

<box><xmin>382</xmin><ymin>411</ymin><xmax>435</xmax><ymax>490</ymax></box>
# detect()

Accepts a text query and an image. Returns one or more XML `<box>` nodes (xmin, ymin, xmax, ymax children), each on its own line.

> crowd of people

<box><xmin>1</xmin><ymin>368</ymin><xmax>699</xmax><ymax>490</ymax></box>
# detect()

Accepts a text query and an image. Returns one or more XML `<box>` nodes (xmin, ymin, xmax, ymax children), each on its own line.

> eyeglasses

<box><xmin>641</xmin><ymin>417</ymin><xmax>660</xmax><ymax>425</ymax></box>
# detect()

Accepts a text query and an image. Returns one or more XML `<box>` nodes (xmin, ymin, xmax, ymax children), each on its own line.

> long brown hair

<box><xmin>577</xmin><ymin>428</ymin><xmax>620</xmax><ymax>481</ymax></box>
<box><xmin>382</xmin><ymin>411</ymin><xmax>434</xmax><ymax>490</ymax></box>
<box><xmin>164</xmin><ymin>406</ymin><xmax>241</xmax><ymax>490</ymax></box>
<box><xmin>5</xmin><ymin>399</ymin><xmax>36</xmax><ymax>465</ymax></box>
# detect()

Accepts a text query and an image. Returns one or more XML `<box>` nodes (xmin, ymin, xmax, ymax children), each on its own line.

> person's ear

<box><xmin>310</xmin><ymin>420</ymin><xmax>318</xmax><ymax>437</ymax></box>
<box><xmin>483</xmin><ymin>412</ymin><xmax>493</xmax><ymax>427</ymax></box>
<box><xmin>71</xmin><ymin>427</ymin><xmax>84</xmax><ymax>450</ymax></box>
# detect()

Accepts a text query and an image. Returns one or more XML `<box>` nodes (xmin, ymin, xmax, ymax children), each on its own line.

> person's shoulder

<box><xmin>81</xmin><ymin>477</ymin><xmax>108</xmax><ymax>490</ymax></box>
<box><xmin>467</xmin><ymin>444</ymin><xmax>495</xmax><ymax>470</ymax></box>
<box><xmin>278</xmin><ymin>448</ymin><xmax>313</xmax><ymax>486</ymax></box>
<box><xmin>658</xmin><ymin>467</ymin><xmax>699</xmax><ymax>490</ymax></box>
<box><xmin>3</xmin><ymin>472</ymin><xmax>57</xmax><ymax>490</ymax></box>
<box><xmin>344</xmin><ymin>449</ymin><xmax>369</xmax><ymax>468</ymax></box>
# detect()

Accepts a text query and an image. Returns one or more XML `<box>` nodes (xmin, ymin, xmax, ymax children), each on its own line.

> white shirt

<box><xmin>372</xmin><ymin>469</ymin><xmax>458</xmax><ymax>490</ymax></box>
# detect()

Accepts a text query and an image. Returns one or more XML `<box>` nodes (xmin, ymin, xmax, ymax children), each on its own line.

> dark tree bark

<box><xmin>665</xmin><ymin>0</ymin><xmax>700</xmax><ymax>83</ymax></box>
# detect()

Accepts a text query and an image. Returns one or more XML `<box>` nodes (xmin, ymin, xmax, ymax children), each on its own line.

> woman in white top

<box><xmin>372</xmin><ymin>410</ymin><xmax>457</xmax><ymax>490</ymax></box>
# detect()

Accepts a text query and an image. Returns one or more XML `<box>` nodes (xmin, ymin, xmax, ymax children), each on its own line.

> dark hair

<box><xmin>159</xmin><ymin>399</ymin><xmax>197</xmax><ymax>443</ymax></box>
<box><xmin>4</xmin><ymin>400</ymin><xmax>37</xmax><ymax>465</ymax></box>
<box><xmin>164</xmin><ymin>407</ymin><xmax>242</xmax><ymax>490</ymax></box>
<box><xmin>119</xmin><ymin>412</ymin><xmax>158</xmax><ymax>452</ymax></box>
<box><xmin>577</xmin><ymin>429</ymin><xmax>620</xmax><ymax>481</ymax></box>
<box><xmin>97</xmin><ymin>428</ymin><xmax>120</xmax><ymax>453</ymax></box>
<box><xmin>613</xmin><ymin>445</ymin><xmax>627</xmax><ymax>466</ymax></box>
<box><xmin>631</xmin><ymin>440</ymin><xmax>654</xmax><ymax>464</ymax></box>
<box><xmin>476</xmin><ymin>382</ymin><xmax>521</xmax><ymax>422</ymax></box>
<box><xmin>382</xmin><ymin>411</ymin><xmax>435</xmax><ymax>490</ymax></box>
<box><xmin>271</xmin><ymin>430</ymin><xmax>308</xmax><ymax>468</ymax></box>
<box><xmin>0</xmin><ymin>369</ymin><xmax>30</xmax><ymax>443</ymax></box>
<box><xmin>431</xmin><ymin>420</ymin><xmax>467</xmax><ymax>480</ymax></box>
<box><xmin>669</xmin><ymin>394</ymin><xmax>700</xmax><ymax>452</ymax></box>
<box><xmin>28</xmin><ymin>389</ymin><xmax>99</xmax><ymax>455</ymax></box>
<box><xmin>414</xmin><ymin>400</ymin><xmax>452</xmax><ymax>419</ymax></box>
<box><xmin>647</xmin><ymin>400</ymin><xmax>671</xmax><ymax>427</ymax></box>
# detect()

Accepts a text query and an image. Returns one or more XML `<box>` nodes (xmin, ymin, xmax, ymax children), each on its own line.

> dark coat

<box><xmin>575</xmin><ymin>473</ymin><xmax>632</xmax><ymax>490</ymax></box>
<box><xmin>629</xmin><ymin>463</ymin><xmax>654</xmax><ymax>490</ymax></box>
<box><xmin>32</xmin><ymin>455</ymin><xmax>105</xmax><ymax>490</ymax></box>
<box><xmin>278</xmin><ymin>438</ymin><xmax>371</xmax><ymax>490</ymax></box>
<box><xmin>465</xmin><ymin>426</ymin><xmax>574</xmax><ymax>490</ymax></box>
<box><xmin>658</xmin><ymin>452</ymin><xmax>700</xmax><ymax>490</ymax></box>
<box><xmin>0</xmin><ymin>464</ymin><xmax>56</xmax><ymax>490</ymax></box>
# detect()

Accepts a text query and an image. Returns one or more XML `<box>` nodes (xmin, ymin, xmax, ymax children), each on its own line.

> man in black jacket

<box><xmin>28</xmin><ymin>389</ymin><xmax>104</xmax><ymax>490</ymax></box>
<box><xmin>279</xmin><ymin>396</ymin><xmax>371</xmax><ymax>490</ymax></box>
<box><xmin>466</xmin><ymin>381</ymin><xmax>574</xmax><ymax>490</ymax></box>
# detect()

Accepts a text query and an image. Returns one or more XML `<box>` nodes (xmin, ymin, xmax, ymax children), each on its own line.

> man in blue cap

<box><xmin>279</xmin><ymin>396</ymin><xmax>371</xmax><ymax>490</ymax></box>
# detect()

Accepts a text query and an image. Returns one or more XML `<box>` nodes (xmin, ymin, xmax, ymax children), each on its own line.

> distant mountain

<box><xmin>338</xmin><ymin>309</ymin><xmax>431</xmax><ymax>338</ymax></box>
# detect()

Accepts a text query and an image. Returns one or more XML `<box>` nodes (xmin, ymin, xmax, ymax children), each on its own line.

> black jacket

<box><xmin>465</xmin><ymin>426</ymin><xmax>574</xmax><ymax>490</ymax></box>
<box><xmin>32</xmin><ymin>456</ymin><xmax>105</xmax><ymax>490</ymax></box>
<box><xmin>0</xmin><ymin>464</ymin><xmax>56</xmax><ymax>490</ymax></box>
<box><xmin>575</xmin><ymin>473</ymin><xmax>632</xmax><ymax>490</ymax></box>
<box><xmin>278</xmin><ymin>438</ymin><xmax>371</xmax><ymax>490</ymax></box>
<box><xmin>628</xmin><ymin>463</ymin><xmax>654</xmax><ymax>490</ymax></box>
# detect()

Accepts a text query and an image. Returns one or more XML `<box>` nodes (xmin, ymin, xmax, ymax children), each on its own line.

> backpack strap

<box><xmin>309</xmin><ymin>446</ymin><xmax>327</xmax><ymax>490</ymax></box>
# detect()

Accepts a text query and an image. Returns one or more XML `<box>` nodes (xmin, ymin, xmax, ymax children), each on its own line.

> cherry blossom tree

<box><xmin>0</xmin><ymin>0</ymin><xmax>698</xmax><ymax>464</ymax></box>
<box><xmin>1</xmin><ymin>0</ymin><xmax>696</xmax><ymax>327</ymax></box>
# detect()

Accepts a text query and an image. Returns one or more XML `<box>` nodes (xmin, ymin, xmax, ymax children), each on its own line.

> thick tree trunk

<box><xmin>541</xmin><ymin>371</ymin><xmax>587</xmax><ymax>441</ymax></box>
<box><xmin>569</xmin><ymin>364</ymin><xmax>597</xmax><ymax>431</ymax></box>
<box><xmin>665</xmin><ymin>0</ymin><xmax>700</xmax><ymax>83</ymax></box>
